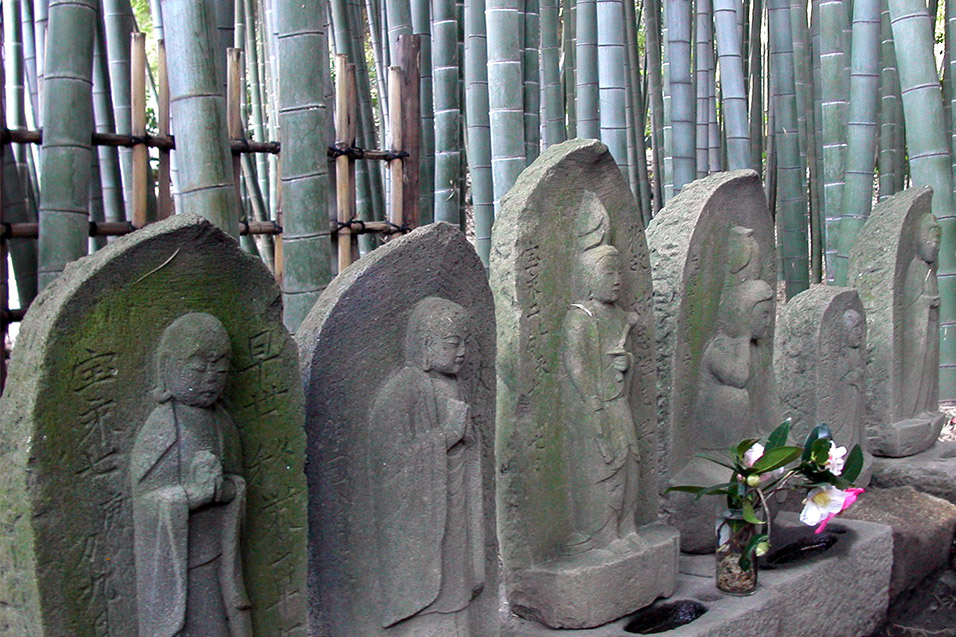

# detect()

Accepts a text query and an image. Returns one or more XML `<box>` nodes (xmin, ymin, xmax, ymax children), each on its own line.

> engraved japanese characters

<box><xmin>0</xmin><ymin>214</ymin><xmax>307</xmax><ymax>635</ymax></box>
<box><xmin>646</xmin><ymin>170</ymin><xmax>779</xmax><ymax>553</ymax></box>
<box><xmin>297</xmin><ymin>222</ymin><xmax>498</xmax><ymax>636</ymax></box>
<box><xmin>493</xmin><ymin>139</ymin><xmax>677</xmax><ymax>630</ymax></box>
<box><xmin>132</xmin><ymin>313</ymin><xmax>251</xmax><ymax>636</ymax></box>
<box><xmin>847</xmin><ymin>187</ymin><xmax>947</xmax><ymax>457</ymax></box>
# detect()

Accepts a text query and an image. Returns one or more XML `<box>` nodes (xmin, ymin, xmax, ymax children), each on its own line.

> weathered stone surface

<box><xmin>775</xmin><ymin>286</ymin><xmax>873</xmax><ymax>483</ymax></box>
<box><xmin>492</xmin><ymin>139</ymin><xmax>677</xmax><ymax>629</ymax></box>
<box><xmin>501</xmin><ymin>514</ymin><xmax>892</xmax><ymax>636</ymax></box>
<box><xmin>0</xmin><ymin>214</ymin><xmax>307</xmax><ymax>635</ymax></box>
<box><xmin>843</xmin><ymin>486</ymin><xmax>956</xmax><ymax>600</ymax></box>
<box><xmin>871</xmin><ymin>442</ymin><xmax>956</xmax><ymax>505</ymax></box>
<box><xmin>297</xmin><ymin>222</ymin><xmax>499</xmax><ymax>636</ymax></box>
<box><xmin>847</xmin><ymin>187</ymin><xmax>945</xmax><ymax>457</ymax></box>
<box><xmin>646</xmin><ymin>170</ymin><xmax>779</xmax><ymax>553</ymax></box>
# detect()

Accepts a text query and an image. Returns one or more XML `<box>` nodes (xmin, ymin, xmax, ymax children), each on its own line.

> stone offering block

<box><xmin>0</xmin><ymin>214</ymin><xmax>307</xmax><ymax>635</ymax></box>
<box><xmin>493</xmin><ymin>138</ymin><xmax>677</xmax><ymax>629</ymax></box>
<box><xmin>848</xmin><ymin>187</ymin><xmax>946</xmax><ymax>457</ymax></box>
<box><xmin>776</xmin><ymin>286</ymin><xmax>872</xmax><ymax>483</ymax></box>
<box><xmin>297</xmin><ymin>222</ymin><xmax>498</xmax><ymax>636</ymax></box>
<box><xmin>870</xmin><ymin>441</ymin><xmax>956</xmax><ymax>506</ymax></box>
<box><xmin>646</xmin><ymin>170</ymin><xmax>778</xmax><ymax>553</ymax></box>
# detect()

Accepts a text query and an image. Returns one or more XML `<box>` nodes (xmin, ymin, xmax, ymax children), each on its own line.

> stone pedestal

<box><xmin>508</xmin><ymin>524</ymin><xmax>679</xmax><ymax>629</ymax></box>
<box><xmin>869</xmin><ymin>413</ymin><xmax>948</xmax><ymax>458</ymax></box>
<box><xmin>871</xmin><ymin>441</ymin><xmax>956</xmax><ymax>505</ymax></box>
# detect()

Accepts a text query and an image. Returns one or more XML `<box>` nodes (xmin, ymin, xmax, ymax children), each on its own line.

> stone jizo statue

<box><xmin>369</xmin><ymin>296</ymin><xmax>484</xmax><ymax>635</ymax></box>
<box><xmin>132</xmin><ymin>312</ymin><xmax>252</xmax><ymax>637</ymax></box>
<box><xmin>901</xmin><ymin>213</ymin><xmax>941</xmax><ymax>419</ymax></box>
<box><xmin>561</xmin><ymin>244</ymin><xmax>641</xmax><ymax>553</ymax></box>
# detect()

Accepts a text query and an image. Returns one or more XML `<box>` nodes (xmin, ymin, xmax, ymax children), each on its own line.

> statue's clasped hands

<box><xmin>185</xmin><ymin>451</ymin><xmax>237</xmax><ymax>507</ymax></box>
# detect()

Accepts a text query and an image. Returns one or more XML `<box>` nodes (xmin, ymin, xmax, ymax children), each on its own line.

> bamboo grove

<box><xmin>2</xmin><ymin>0</ymin><xmax>956</xmax><ymax>396</ymax></box>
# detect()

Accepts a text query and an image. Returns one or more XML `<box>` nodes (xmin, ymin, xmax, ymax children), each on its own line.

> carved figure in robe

<box><xmin>560</xmin><ymin>244</ymin><xmax>641</xmax><ymax>553</ymax></box>
<box><xmin>369</xmin><ymin>296</ymin><xmax>484</xmax><ymax>635</ymax></box>
<box><xmin>694</xmin><ymin>279</ymin><xmax>775</xmax><ymax>450</ymax></box>
<box><xmin>823</xmin><ymin>309</ymin><xmax>866</xmax><ymax>440</ymax></box>
<box><xmin>131</xmin><ymin>312</ymin><xmax>252</xmax><ymax>637</ymax></box>
<box><xmin>901</xmin><ymin>213</ymin><xmax>942</xmax><ymax>418</ymax></box>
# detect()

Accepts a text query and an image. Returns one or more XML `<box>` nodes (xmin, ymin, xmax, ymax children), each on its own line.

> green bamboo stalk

<box><xmin>18</xmin><ymin>0</ymin><xmax>38</xmax><ymax>124</ymax></box>
<box><xmin>5</xmin><ymin>0</ymin><xmax>27</xmax><ymax>174</ymax></box>
<box><xmin>465</xmin><ymin>0</ymin><xmax>494</xmax><ymax>265</ymax></box>
<box><xmin>597</xmin><ymin>0</ymin><xmax>628</xmax><ymax>175</ymax></box>
<box><xmin>433</xmin><ymin>0</ymin><xmax>461</xmax><ymax>223</ymax></box>
<box><xmin>34</xmin><ymin>0</ymin><xmax>48</xmax><ymax>115</ymax></box>
<box><xmin>101</xmin><ymin>0</ymin><xmax>135</xmax><ymax>220</ymax></box>
<box><xmin>819</xmin><ymin>0</ymin><xmax>849</xmax><ymax>281</ymax></box>
<box><xmin>748</xmin><ymin>0</ymin><xmax>764</xmax><ymax>174</ymax></box>
<box><xmin>645</xmin><ymin>0</ymin><xmax>665</xmax><ymax>211</ymax></box>
<box><xmin>714</xmin><ymin>0</ymin><xmax>751</xmax><ymax>169</ymax></box>
<box><xmin>791</xmin><ymin>0</ymin><xmax>810</xmax><ymax>172</ymax></box>
<box><xmin>242</xmin><ymin>0</ymin><xmax>270</xmax><ymax>213</ymax></box>
<box><xmin>88</xmin><ymin>149</ymin><xmax>107</xmax><ymax>252</ymax></box>
<box><xmin>889</xmin><ymin>0</ymin><xmax>956</xmax><ymax>399</ymax></box>
<box><xmin>668</xmin><ymin>0</ymin><xmax>695</xmax><ymax>194</ymax></box>
<box><xmin>769</xmin><ymin>0</ymin><xmax>809</xmax><ymax>297</ymax></box>
<box><xmin>564</xmin><ymin>0</ymin><xmax>577</xmax><ymax>138</ymax></box>
<box><xmin>524</xmin><ymin>0</ymin><xmax>541</xmax><ymax>163</ymax></box>
<box><xmin>662</xmin><ymin>0</ymin><xmax>674</xmax><ymax>201</ymax></box>
<box><xmin>92</xmin><ymin>13</ymin><xmax>126</xmax><ymax>224</ymax></box>
<box><xmin>576</xmin><ymin>0</ymin><xmax>599</xmax><ymax>138</ymax></box>
<box><xmin>947</xmin><ymin>0</ymin><xmax>956</xmax><ymax>196</ymax></box>
<box><xmin>487</xmin><ymin>0</ymin><xmax>527</xmax><ymax>210</ymax></box>
<box><xmin>623</xmin><ymin>0</ymin><xmax>651</xmax><ymax>218</ymax></box>
<box><xmin>214</xmin><ymin>0</ymin><xmax>235</xmax><ymax>87</ymax></box>
<box><xmin>833</xmin><ymin>0</ymin><xmax>880</xmax><ymax>284</ymax></box>
<box><xmin>161</xmin><ymin>0</ymin><xmax>239</xmax><ymax>233</ymax></box>
<box><xmin>349</xmin><ymin>0</ymin><xmax>385</xmax><ymax>226</ymax></box>
<box><xmin>37</xmin><ymin>0</ymin><xmax>96</xmax><ymax>291</ymax></box>
<box><xmin>275</xmin><ymin>0</ymin><xmax>331</xmax><ymax>330</ymax></box>
<box><xmin>411</xmin><ymin>0</ymin><xmax>435</xmax><ymax>223</ymax></box>
<box><xmin>3</xmin><ymin>144</ymin><xmax>37</xmax><ymax>305</ymax></box>
<box><xmin>540</xmin><ymin>0</ymin><xmax>565</xmax><ymax>146</ymax></box>
<box><xmin>695</xmin><ymin>0</ymin><xmax>714</xmax><ymax>177</ymax></box>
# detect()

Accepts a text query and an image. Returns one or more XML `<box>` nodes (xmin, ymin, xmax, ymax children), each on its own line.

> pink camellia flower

<box><xmin>800</xmin><ymin>486</ymin><xmax>865</xmax><ymax>533</ymax></box>
<box><xmin>824</xmin><ymin>441</ymin><xmax>848</xmax><ymax>476</ymax></box>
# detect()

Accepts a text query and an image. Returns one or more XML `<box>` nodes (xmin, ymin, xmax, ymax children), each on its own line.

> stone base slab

<box><xmin>871</xmin><ymin>442</ymin><xmax>956</xmax><ymax>505</ymax></box>
<box><xmin>507</xmin><ymin>523</ymin><xmax>679</xmax><ymax>629</ymax></box>
<box><xmin>869</xmin><ymin>412</ymin><xmax>947</xmax><ymax>457</ymax></box>
<box><xmin>501</xmin><ymin>514</ymin><xmax>891</xmax><ymax>635</ymax></box>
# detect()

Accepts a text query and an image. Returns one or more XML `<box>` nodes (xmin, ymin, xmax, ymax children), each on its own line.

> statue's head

<box><xmin>842</xmin><ymin>309</ymin><xmax>865</xmax><ymax>349</ymax></box>
<box><xmin>404</xmin><ymin>296</ymin><xmax>468</xmax><ymax>376</ymax></box>
<box><xmin>154</xmin><ymin>312</ymin><xmax>231</xmax><ymax>407</ymax></box>
<box><xmin>580</xmin><ymin>245</ymin><xmax>622</xmax><ymax>304</ymax></box>
<box><xmin>916</xmin><ymin>213</ymin><xmax>942</xmax><ymax>265</ymax></box>
<box><xmin>726</xmin><ymin>226</ymin><xmax>760</xmax><ymax>285</ymax></box>
<box><xmin>718</xmin><ymin>279</ymin><xmax>775</xmax><ymax>339</ymax></box>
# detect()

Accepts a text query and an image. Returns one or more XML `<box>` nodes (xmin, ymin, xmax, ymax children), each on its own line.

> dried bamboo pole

<box><xmin>131</xmin><ymin>32</ymin><xmax>149</xmax><ymax>227</ymax></box>
<box><xmin>334</xmin><ymin>56</ymin><xmax>358</xmax><ymax>272</ymax></box>
<box><xmin>388</xmin><ymin>65</ymin><xmax>404</xmax><ymax>227</ymax></box>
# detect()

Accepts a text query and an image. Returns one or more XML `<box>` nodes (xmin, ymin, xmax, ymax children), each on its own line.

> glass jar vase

<box><xmin>715</xmin><ymin>508</ymin><xmax>761</xmax><ymax>595</ymax></box>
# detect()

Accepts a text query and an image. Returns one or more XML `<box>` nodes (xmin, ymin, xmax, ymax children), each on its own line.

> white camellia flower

<box><xmin>824</xmin><ymin>441</ymin><xmax>848</xmax><ymax>476</ymax></box>
<box><xmin>799</xmin><ymin>485</ymin><xmax>849</xmax><ymax>527</ymax></box>
<box><xmin>743</xmin><ymin>442</ymin><xmax>764</xmax><ymax>468</ymax></box>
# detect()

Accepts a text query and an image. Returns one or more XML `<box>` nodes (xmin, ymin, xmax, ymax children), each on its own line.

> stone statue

<box><xmin>368</xmin><ymin>296</ymin><xmax>483</xmax><ymax>635</ymax></box>
<box><xmin>131</xmin><ymin>312</ymin><xmax>252</xmax><ymax>637</ymax></box>
<box><xmin>694</xmin><ymin>279</ymin><xmax>775</xmax><ymax>451</ymax></box>
<box><xmin>829</xmin><ymin>309</ymin><xmax>866</xmax><ymax>439</ymax></box>
<box><xmin>901</xmin><ymin>213</ymin><xmax>941</xmax><ymax>419</ymax></box>
<box><xmin>560</xmin><ymin>244</ymin><xmax>642</xmax><ymax>553</ymax></box>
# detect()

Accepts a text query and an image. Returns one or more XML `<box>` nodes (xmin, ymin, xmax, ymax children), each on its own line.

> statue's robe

<box><xmin>131</xmin><ymin>402</ymin><xmax>252</xmax><ymax>637</ymax></box>
<box><xmin>901</xmin><ymin>258</ymin><xmax>940</xmax><ymax>418</ymax></box>
<box><xmin>369</xmin><ymin>366</ymin><xmax>484</xmax><ymax>629</ymax></box>
<box><xmin>560</xmin><ymin>302</ymin><xmax>640</xmax><ymax>548</ymax></box>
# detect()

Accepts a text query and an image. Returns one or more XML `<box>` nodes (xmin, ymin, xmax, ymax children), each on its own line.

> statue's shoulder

<box><xmin>130</xmin><ymin>402</ymin><xmax>177</xmax><ymax>481</ymax></box>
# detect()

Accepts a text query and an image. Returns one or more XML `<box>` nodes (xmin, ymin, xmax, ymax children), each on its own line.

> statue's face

<box><xmin>843</xmin><ymin>310</ymin><xmax>864</xmax><ymax>349</ymax></box>
<box><xmin>591</xmin><ymin>255</ymin><xmax>622</xmax><ymax>303</ymax></box>
<box><xmin>917</xmin><ymin>215</ymin><xmax>942</xmax><ymax>264</ymax></box>
<box><xmin>165</xmin><ymin>344</ymin><xmax>231</xmax><ymax>408</ymax></box>
<box><xmin>427</xmin><ymin>329</ymin><xmax>466</xmax><ymax>376</ymax></box>
<box><xmin>750</xmin><ymin>299</ymin><xmax>773</xmax><ymax>339</ymax></box>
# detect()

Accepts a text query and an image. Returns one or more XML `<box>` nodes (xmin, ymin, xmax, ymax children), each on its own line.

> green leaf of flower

<box><xmin>810</xmin><ymin>438</ymin><xmax>831</xmax><ymax>466</ymax></box>
<box><xmin>842</xmin><ymin>445</ymin><xmax>864</xmax><ymax>483</ymax></box>
<box><xmin>751</xmin><ymin>446</ymin><xmax>802</xmax><ymax>473</ymax></box>
<box><xmin>735</xmin><ymin>438</ymin><xmax>761</xmax><ymax>459</ymax></box>
<box><xmin>802</xmin><ymin>423</ymin><xmax>833</xmax><ymax>461</ymax></box>
<box><xmin>742</xmin><ymin>501</ymin><xmax>765</xmax><ymax>524</ymax></box>
<box><xmin>766</xmin><ymin>420</ymin><xmax>792</xmax><ymax>450</ymax></box>
<box><xmin>738</xmin><ymin>533</ymin><xmax>769</xmax><ymax>571</ymax></box>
